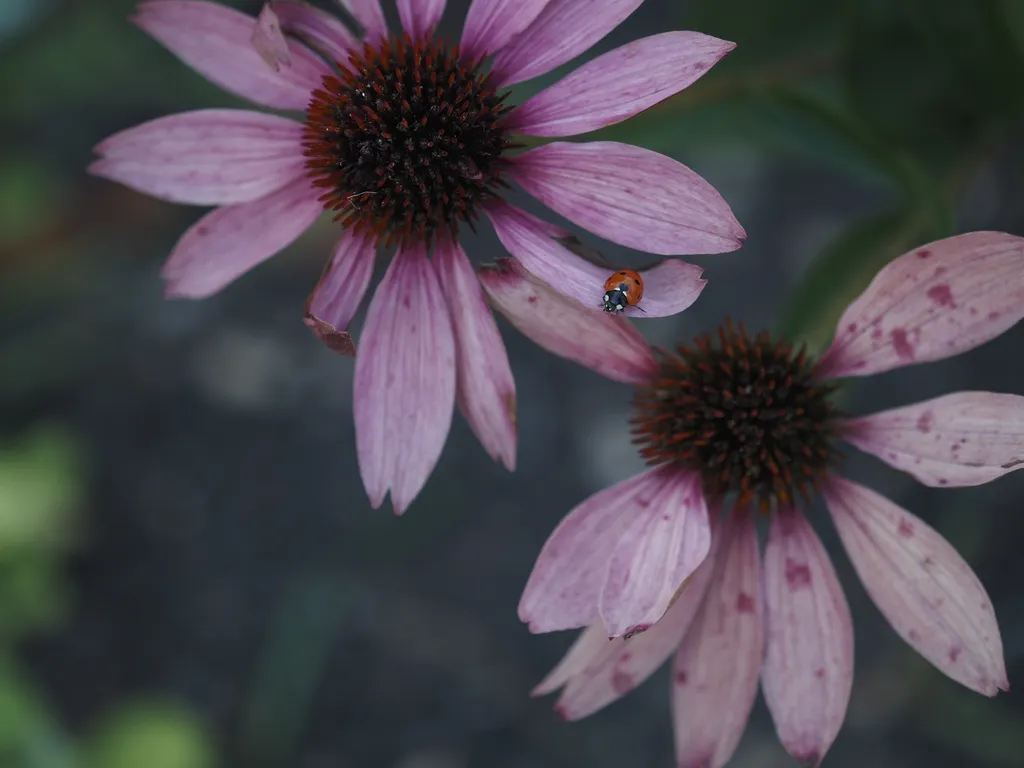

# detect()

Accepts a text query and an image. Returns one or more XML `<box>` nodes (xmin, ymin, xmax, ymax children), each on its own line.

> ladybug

<box><xmin>602</xmin><ymin>269</ymin><xmax>644</xmax><ymax>313</ymax></box>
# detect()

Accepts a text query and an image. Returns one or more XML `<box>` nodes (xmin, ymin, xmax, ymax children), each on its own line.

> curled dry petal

<box><xmin>818</xmin><ymin>231</ymin><xmax>1024</xmax><ymax>379</ymax></box>
<box><xmin>353</xmin><ymin>244</ymin><xmax>456</xmax><ymax>514</ymax></box>
<box><xmin>761</xmin><ymin>509</ymin><xmax>854</xmax><ymax>767</ymax></box>
<box><xmin>672</xmin><ymin>513</ymin><xmax>764</xmax><ymax>768</ymax></box>
<box><xmin>270</xmin><ymin>1</ymin><xmax>355</xmax><ymax>65</ymax></box>
<box><xmin>485</xmin><ymin>201</ymin><xmax>706</xmax><ymax>318</ymax></box>
<box><xmin>90</xmin><ymin>109</ymin><xmax>306</xmax><ymax>206</ymax></box>
<box><xmin>304</xmin><ymin>231</ymin><xmax>377</xmax><ymax>356</ymax></box>
<box><xmin>824</xmin><ymin>476</ymin><xmax>1007</xmax><ymax>696</ymax></box>
<box><xmin>396</xmin><ymin>0</ymin><xmax>445</xmax><ymax>39</ymax></box>
<box><xmin>844</xmin><ymin>391</ymin><xmax>1024</xmax><ymax>488</ymax></box>
<box><xmin>161</xmin><ymin>177</ymin><xmax>323</xmax><ymax>298</ymax></box>
<box><xmin>335</xmin><ymin>0</ymin><xmax>387</xmax><ymax>40</ymax></box>
<box><xmin>133</xmin><ymin>1</ymin><xmax>329</xmax><ymax>111</ymax></box>
<box><xmin>491</xmin><ymin>0</ymin><xmax>644</xmax><ymax>88</ymax></box>
<box><xmin>507</xmin><ymin>32</ymin><xmax>735</xmax><ymax>137</ymax></box>
<box><xmin>511</xmin><ymin>142</ymin><xmax>745</xmax><ymax>256</ymax></box>
<box><xmin>434</xmin><ymin>239</ymin><xmax>517</xmax><ymax>470</ymax></box>
<box><xmin>459</xmin><ymin>0</ymin><xmax>550</xmax><ymax>62</ymax></box>
<box><xmin>478</xmin><ymin>258</ymin><xmax>657</xmax><ymax>384</ymax></box>
<box><xmin>252</xmin><ymin>4</ymin><xmax>292</xmax><ymax>70</ymax></box>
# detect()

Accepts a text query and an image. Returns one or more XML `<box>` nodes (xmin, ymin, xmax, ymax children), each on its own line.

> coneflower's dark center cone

<box><xmin>303</xmin><ymin>35</ymin><xmax>514</xmax><ymax>247</ymax></box>
<box><xmin>631</xmin><ymin>323</ymin><xmax>844</xmax><ymax>510</ymax></box>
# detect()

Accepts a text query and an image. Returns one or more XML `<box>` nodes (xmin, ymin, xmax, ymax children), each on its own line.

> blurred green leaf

<box><xmin>0</xmin><ymin>553</ymin><xmax>70</xmax><ymax>640</ymax></box>
<box><xmin>0</xmin><ymin>652</ymin><xmax>79</xmax><ymax>768</ymax></box>
<box><xmin>86</xmin><ymin>702</ymin><xmax>217</xmax><ymax>768</ymax></box>
<box><xmin>0</xmin><ymin>158</ymin><xmax>65</xmax><ymax>249</ymax></box>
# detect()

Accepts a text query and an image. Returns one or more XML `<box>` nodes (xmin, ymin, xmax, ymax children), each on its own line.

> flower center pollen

<box><xmin>631</xmin><ymin>322</ymin><xmax>844</xmax><ymax>510</ymax></box>
<box><xmin>303</xmin><ymin>35</ymin><xmax>514</xmax><ymax>246</ymax></box>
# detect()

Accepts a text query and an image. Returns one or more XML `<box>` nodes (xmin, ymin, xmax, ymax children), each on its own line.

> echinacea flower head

<box><xmin>90</xmin><ymin>0</ymin><xmax>745</xmax><ymax>513</ymax></box>
<box><xmin>479</xmin><ymin>231</ymin><xmax>1023</xmax><ymax>766</ymax></box>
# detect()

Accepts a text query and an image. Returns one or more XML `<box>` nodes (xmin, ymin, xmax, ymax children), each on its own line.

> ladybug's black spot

<box><xmin>630</xmin><ymin>321</ymin><xmax>843</xmax><ymax>510</ymax></box>
<box><xmin>303</xmin><ymin>35</ymin><xmax>515</xmax><ymax>247</ymax></box>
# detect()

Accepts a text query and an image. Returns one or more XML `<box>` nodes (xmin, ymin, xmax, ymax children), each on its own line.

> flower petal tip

<box><xmin>304</xmin><ymin>315</ymin><xmax>356</xmax><ymax>356</ymax></box>
<box><xmin>552</xmin><ymin>703</ymin><xmax>571</xmax><ymax>721</ymax></box>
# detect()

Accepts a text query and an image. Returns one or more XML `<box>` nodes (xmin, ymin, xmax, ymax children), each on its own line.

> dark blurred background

<box><xmin>2</xmin><ymin>0</ymin><xmax>1023</xmax><ymax>766</ymax></box>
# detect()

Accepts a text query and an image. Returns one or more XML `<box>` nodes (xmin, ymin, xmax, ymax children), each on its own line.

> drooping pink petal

<box><xmin>485</xmin><ymin>201</ymin><xmax>707</xmax><ymax>318</ymax></box>
<box><xmin>824</xmin><ymin>476</ymin><xmax>1007</xmax><ymax>696</ymax></box>
<box><xmin>507</xmin><ymin>32</ymin><xmax>735</xmax><ymax>137</ymax></box>
<box><xmin>133</xmin><ymin>1</ymin><xmax>329</xmax><ymax>111</ymax></box>
<box><xmin>335</xmin><ymin>0</ymin><xmax>386</xmax><ymax>40</ymax></box>
<box><xmin>396</xmin><ymin>0</ymin><xmax>445</xmax><ymax>39</ymax></box>
<box><xmin>270</xmin><ymin>1</ymin><xmax>356</xmax><ymax>65</ymax></box>
<box><xmin>303</xmin><ymin>230</ymin><xmax>377</xmax><ymax>356</ymax></box>
<box><xmin>511</xmin><ymin>142</ymin><xmax>745</xmax><ymax>256</ymax></box>
<box><xmin>599</xmin><ymin>470</ymin><xmax>711</xmax><ymax>638</ymax></box>
<box><xmin>90</xmin><ymin>109</ymin><xmax>305</xmax><ymax>206</ymax></box>
<box><xmin>532</xmin><ymin>625</ymin><xmax>610</xmax><ymax>698</ymax></box>
<box><xmin>459</xmin><ymin>0</ymin><xmax>549</xmax><ymax>62</ymax></box>
<box><xmin>672</xmin><ymin>513</ymin><xmax>764</xmax><ymax>768</ymax></box>
<box><xmin>252</xmin><ymin>4</ymin><xmax>292</xmax><ymax>71</ymax></box>
<box><xmin>478</xmin><ymin>258</ymin><xmax>657</xmax><ymax>384</ymax></box>
<box><xmin>519</xmin><ymin>466</ymin><xmax>676</xmax><ymax>634</ymax></box>
<box><xmin>353</xmin><ymin>244</ymin><xmax>456</xmax><ymax>515</ymax></box>
<box><xmin>434</xmin><ymin>239</ymin><xmax>517</xmax><ymax>470</ymax></box>
<box><xmin>817</xmin><ymin>231</ymin><xmax>1024</xmax><ymax>379</ymax></box>
<box><xmin>161</xmin><ymin>177</ymin><xmax>323</xmax><ymax>298</ymax></box>
<box><xmin>761</xmin><ymin>509</ymin><xmax>854</xmax><ymax>768</ymax></box>
<box><xmin>844</xmin><ymin>391</ymin><xmax>1024</xmax><ymax>488</ymax></box>
<box><xmin>490</xmin><ymin>0</ymin><xmax>644</xmax><ymax>88</ymax></box>
<box><xmin>552</xmin><ymin>519</ymin><xmax>720</xmax><ymax>719</ymax></box>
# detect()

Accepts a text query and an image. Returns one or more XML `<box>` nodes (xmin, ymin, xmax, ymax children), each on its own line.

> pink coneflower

<box><xmin>89</xmin><ymin>0</ymin><xmax>745</xmax><ymax>513</ymax></box>
<box><xmin>479</xmin><ymin>231</ymin><xmax>1022</xmax><ymax>766</ymax></box>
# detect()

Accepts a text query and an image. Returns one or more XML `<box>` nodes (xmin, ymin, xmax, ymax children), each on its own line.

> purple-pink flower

<box><xmin>479</xmin><ymin>231</ymin><xmax>1022</xmax><ymax>766</ymax></box>
<box><xmin>89</xmin><ymin>0</ymin><xmax>746</xmax><ymax>513</ymax></box>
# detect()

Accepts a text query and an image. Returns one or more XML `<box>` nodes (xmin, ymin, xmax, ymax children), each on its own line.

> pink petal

<box><xmin>672</xmin><ymin>513</ymin><xmax>764</xmax><ymax>768</ymax></box>
<box><xmin>90</xmin><ymin>109</ymin><xmax>305</xmax><ymax>206</ymax></box>
<box><xmin>485</xmin><ymin>201</ymin><xmax>707</xmax><ymax>317</ymax></box>
<box><xmin>459</xmin><ymin>0</ymin><xmax>549</xmax><ymax>62</ymax></box>
<box><xmin>844</xmin><ymin>391</ymin><xmax>1024</xmax><ymax>488</ymax></box>
<box><xmin>478</xmin><ymin>258</ymin><xmax>657</xmax><ymax>385</ymax></box>
<box><xmin>817</xmin><ymin>231</ymin><xmax>1024</xmax><ymax>379</ymax></box>
<box><xmin>133</xmin><ymin>1</ymin><xmax>329</xmax><ymax>111</ymax></box>
<box><xmin>434</xmin><ymin>239</ymin><xmax>517</xmax><ymax>470</ymax></box>
<box><xmin>396</xmin><ymin>0</ymin><xmax>445</xmax><ymax>39</ymax></box>
<box><xmin>507</xmin><ymin>32</ymin><xmax>735</xmax><ymax>137</ymax></box>
<box><xmin>334</xmin><ymin>0</ymin><xmax>386</xmax><ymax>40</ymax></box>
<box><xmin>552</xmin><ymin>521</ymin><xmax>720</xmax><ymax>719</ymax></box>
<box><xmin>353</xmin><ymin>244</ymin><xmax>456</xmax><ymax>515</ymax></box>
<box><xmin>599</xmin><ymin>470</ymin><xmax>710</xmax><ymax>638</ymax></box>
<box><xmin>270</xmin><ymin>1</ymin><xmax>356</xmax><ymax>65</ymax></box>
<box><xmin>512</xmin><ymin>142</ymin><xmax>745</xmax><ymax>256</ymax></box>
<box><xmin>824</xmin><ymin>476</ymin><xmax>1007</xmax><ymax>696</ymax></box>
<box><xmin>490</xmin><ymin>0</ymin><xmax>644</xmax><ymax>88</ymax></box>
<box><xmin>761</xmin><ymin>509</ymin><xmax>854</xmax><ymax>767</ymax></box>
<box><xmin>532</xmin><ymin>625</ymin><xmax>610</xmax><ymax>698</ymax></box>
<box><xmin>518</xmin><ymin>466</ymin><xmax>674</xmax><ymax>634</ymax></box>
<box><xmin>161</xmin><ymin>177</ymin><xmax>323</xmax><ymax>298</ymax></box>
<box><xmin>252</xmin><ymin>4</ymin><xmax>292</xmax><ymax>70</ymax></box>
<box><xmin>303</xmin><ymin>231</ymin><xmax>377</xmax><ymax>356</ymax></box>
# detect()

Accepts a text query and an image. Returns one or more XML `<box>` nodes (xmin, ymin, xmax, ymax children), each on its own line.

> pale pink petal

<box><xmin>844</xmin><ymin>392</ymin><xmax>1024</xmax><ymax>488</ymax></box>
<box><xmin>817</xmin><ymin>231</ymin><xmax>1024</xmax><ymax>379</ymax></box>
<box><xmin>507</xmin><ymin>32</ymin><xmax>735</xmax><ymax>137</ymax></box>
<box><xmin>478</xmin><ymin>258</ymin><xmax>657</xmax><ymax>384</ymax></box>
<box><xmin>303</xmin><ymin>231</ymin><xmax>377</xmax><ymax>356</ymax></box>
<box><xmin>672</xmin><ymin>513</ymin><xmax>764</xmax><ymax>768</ymax></box>
<box><xmin>335</xmin><ymin>0</ymin><xmax>386</xmax><ymax>40</ymax></box>
<box><xmin>491</xmin><ymin>0</ymin><xmax>644</xmax><ymax>88</ymax></box>
<box><xmin>397</xmin><ymin>0</ymin><xmax>445</xmax><ymax>39</ymax></box>
<box><xmin>133</xmin><ymin>1</ymin><xmax>329</xmax><ymax>111</ymax></box>
<box><xmin>161</xmin><ymin>178</ymin><xmax>322</xmax><ymax>298</ymax></box>
<box><xmin>485</xmin><ymin>201</ymin><xmax>706</xmax><ymax>317</ymax></box>
<box><xmin>270</xmin><ymin>1</ymin><xmax>356</xmax><ymax>65</ymax></box>
<box><xmin>824</xmin><ymin>476</ymin><xmax>1007</xmax><ymax>696</ymax></box>
<box><xmin>532</xmin><ymin>625</ymin><xmax>610</xmax><ymax>698</ymax></box>
<box><xmin>553</xmin><ymin>520</ymin><xmax>720</xmax><ymax>719</ymax></box>
<box><xmin>459</xmin><ymin>0</ymin><xmax>549</xmax><ymax>62</ymax></box>
<box><xmin>253</xmin><ymin>4</ymin><xmax>292</xmax><ymax>70</ymax></box>
<box><xmin>761</xmin><ymin>510</ymin><xmax>854</xmax><ymax>767</ymax></box>
<box><xmin>599</xmin><ymin>470</ymin><xmax>710</xmax><ymax>638</ymax></box>
<box><xmin>518</xmin><ymin>466</ymin><xmax>672</xmax><ymax>634</ymax></box>
<box><xmin>434</xmin><ymin>239</ymin><xmax>517</xmax><ymax>470</ymax></box>
<box><xmin>90</xmin><ymin>109</ymin><xmax>305</xmax><ymax>206</ymax></box>
<box><xmin>511</xmin><ymin>142</ymin><xmax>745</xmax><ymax>256</ymax></box>
<box><xmin>353</xmin><ymin>244</ymin><xmax>456</xmax><ymax>515</ymax></box>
